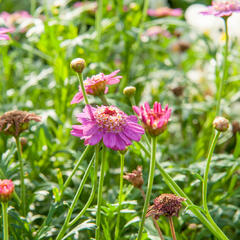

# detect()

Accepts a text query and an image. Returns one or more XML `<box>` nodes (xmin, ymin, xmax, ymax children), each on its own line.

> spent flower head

<box><xmin>201</xmin><ymin>0</ymin><xmax>240</xmax><ymax>17</ymax></box>
<box><xmin>0</xmin><ymin>110</ymin><xmax>41</xmax><ymax>137</ymax></box>
<box><xmin>0</xmin><ymin>179</ymin><xmax>14</xmax><ymax>202</ymax></box>
<box><xmin>133</xmin><ymin>102</ymin><xmax>171</xmax><ymax>137</ymax></box>
<box><xmin>71</xmin><ymin>70</ymin><xmax>122</xmax><ymax>104</ymax></box>
<box><xmin>213</xmin><ymin>116</ymin><xmax>229</xmax><ymax>132</ymax></box>
<box><xmin>146</xmin><ymin>193</ymin><xmax>185</xmax><ymax>219</ymax></box>
<box><xmin>71</xmin><ymin>105</ymin><xmax>144</xmax><ymax>151</ymax></box>
<box><xmin>123</xmin><ymin>166</ymin><xmax>144</xmax><ymax>188</ymax></box>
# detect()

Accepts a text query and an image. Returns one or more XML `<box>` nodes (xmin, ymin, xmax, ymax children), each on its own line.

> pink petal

<box><xmin>132</xmin><ymin>106</ymin><xmax>141</xmax><ymax>116</ymax></box>
<box><xmin>71</xmin><ymin>92</ymin><xmax>84</xmax><ymax>104</ymax></box>
<box><xmin>127</xmin><ymin>115</ymin><xmax>138</xmax><ymax>123</ymax></box>
<box><xmin>104</xmin><ymin>86</ymin><xmax>109</xmax><ymax>94</ymax></box>
<box><xmin>88</xmin><ymin>130</ymin><xmax>103</xmax><ymax>145</ymax></box>
<box><xmin>103</xmin><ymin>132</ymin><xmax>117</xmax><ymax>149</ymax></box>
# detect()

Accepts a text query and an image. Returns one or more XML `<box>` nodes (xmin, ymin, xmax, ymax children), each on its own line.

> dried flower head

<box><xmin>146</xmin><ymin>193</ymin><xmax>185</xmax><ymax>219</ymax></box>
<box><xmin>0</xmin><ymin>110</ymin><xmax>41</xmax><ymax>137</ymax></box>
<box><xmin>71</xmin><ymin>70</ymin><xmax>122</xmax><ymax>104</ymax></box>
<box><xmin>201</xmin><ymin>0</ymin><xmax>240</xmax><ymax>17</ymax></box>
<box><xmin>123</xmin><ymin>166</ymin><xmax>144</xmax><ymax>188</ymax></box>
<box><xmin>70</xmin><ymin>58</ymin><xmax>86</xmax><ymax>73</ymax></box>
<box><xmin>71</xmin><ymin>105</ymin><xmax>144</xmax><ymax>151</ymax></box>
<box><xmin>170</xmin><ymin>86</ymin><xmax>184</xmax><ymax>97</ymax></box>
<box><xmin>232</xmin><ymin>120</ymin><xmax>240</xmax><ymax>134</ymax></box>
<box><xmin>171</xmin><ymin>41</ymin><xmax>190</xmax><ymax>53</ymax></box>
<box><xmin>133</xmin><ymin>102</ymin><xmax>171</xmax><ymax>137</ymax></box>
<box><xmin>0</xmin><ymin>179</ymin><xmax>14</xmax><ymax>202</ymax></box>
<box><xmin>213</xmin><ymin>116</ymin><xmax>229</xmax><ymax>132</ymax></box>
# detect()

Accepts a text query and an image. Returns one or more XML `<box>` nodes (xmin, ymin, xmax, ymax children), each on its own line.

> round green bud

<box><xmin>70</xmin><ymin>58</ymin><xmax>86</xmax><ymax>73</ymax></box>
<box><xmin>123</xmin><ymin>86</ymin><xmax>136</xmax><ymax>97</ymax></box>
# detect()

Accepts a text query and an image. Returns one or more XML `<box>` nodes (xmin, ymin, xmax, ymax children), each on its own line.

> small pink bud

<box><xmin>213</xmin><ymin>116</ymin><xmax>229</xmax><ymax>132</ymax></box>
<box><xmin>0</xmin><ymin>179</ymin><xmax>14</xmax><ymax>202</ymax></box>
<box><xmin>70</xmin><ymin>58</ymin><xmax>86</xmax><ymax>73</ymax></box>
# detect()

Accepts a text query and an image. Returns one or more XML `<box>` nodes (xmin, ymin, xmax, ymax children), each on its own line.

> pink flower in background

<box><xmin>201</xmin><ymin>0</ymin><xmax>240</xmax><ymax>17</ymax></box>
<box><xmin>71</xmin><ymin>70</ymin><xmax>122</xmax><ymax>104</ymax></box>
<box><xmin>147</xmin><ymin>7</ymin><xmax>182</xmax><ymax>18</ymax></box>
<box><xmin>145</xmin><ymin>26</ymin><xmax>171</xmax><ymax>38</ymax></box>
<box><xmin>133</xmin><ymin>102</ymin><xmax>171</xmax><ymax>136</ymax></box>
<box><xmin>0</xmin><ymin>179</ymin><xmax>14</xmax><ymax>202</ymax></box>
<box><xmin>0</xmin><ymin>27</ymin><xmax>13</xmax><ymax>40</ymax></box>
<box><xmin>71</xmin><ymin>105</ymin><xmax>144</xmax><ymax>150</ymax></box>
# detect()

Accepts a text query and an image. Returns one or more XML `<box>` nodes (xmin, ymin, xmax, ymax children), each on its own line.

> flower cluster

<box><xmin>71</xmin><ymin>105</ymin><xmax>144</xmax><ymax>151</ymax></box>
<box><xmin>0</xmin><ymin>179</ymin><xmax>14</xmax><ymax>202</ymax></box>
<box><xmin>133</xmin><ymin>102</ymin><xmax>171</xmax><ymax>136</ymax></box>
<box><xmin>71</xmin><ymin>70</ymin><xmax>122</xmax><ymax>104</ymax></box>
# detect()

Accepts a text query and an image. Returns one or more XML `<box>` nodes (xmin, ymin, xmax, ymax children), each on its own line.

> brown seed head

<box><xmin>123</xmin><ymin>166</ymin><xmax>143</xmax><ymax>189</ymax></box>
<box><xmin>232</xmin><ymin>120</ymin><xmax>240</xmax><ymax>135</ymax></box>
<box><xmin>171</xmin><ymin>86</ymin><xmax>184</xmax><ymax>97</ymax></box>
<box><xmin>171</xmin><ymin>41</ymin><xmax>190</xmax><ymax>53</ymax></box>
<box><xmin>213</xmin><ymin>116</ymin><xmax>229</xmax><ymax>132</ymax></box>
<box><xmin>146</xmin><ymin>193</ymin><xmax>185</xmax><ymax>219</ymax></box>
<box><xmin>123</xmin><ymin>86</ymin><xmax>136</xmax><ymax>97</ymax></box>
<box><xmin>0</xmin><ymin>110</ymin><xmax>41</xmax><ymax>137</ymax></box>
<box><xmin>70</xmin><ymin>58</ymin><xmax>86</xmax><ymax>73</ymax></box>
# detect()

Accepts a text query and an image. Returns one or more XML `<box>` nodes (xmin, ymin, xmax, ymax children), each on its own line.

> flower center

<box><xmin>94</xmin><ymin>106</ymin><xmax>127</xmax><ymax>132</ymax></box>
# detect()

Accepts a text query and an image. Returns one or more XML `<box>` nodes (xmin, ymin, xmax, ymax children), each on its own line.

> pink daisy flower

<box><xmin>147</xmin><ymin>7</ymin><xmax>182</xmax><ymax>18</ymax></box>
<box><xmin>144</xmin><ymin>26</ymin><xmax>171</xmax><ymax>38</ymax></box>
<box><xmin>71</xmin><ymin>105</ymin><xmax>144</xmax><ymax>151</ymax></box>
<box><xmin>0</xmin><ymin>179</ymin><xmax>14</xmax><ymax>202</ymax></box>
<box><xmin>0</xmin><ymin>27</ymin><xmax>13</xmax><ymax>40</ymax></box>
<box><xmin>201</xmin><ymin>0</ymin><xmax>240</xmax><ymax>17</ymax></box>
<box><xmin>133</xmin><ymin>102</ymin><xmax>171</xmax><ymax>137</ymax></box>
<box><xmin>71</xmin><ymin>70</ymin><xmax>122</xmax><ymax>104</ymax></box>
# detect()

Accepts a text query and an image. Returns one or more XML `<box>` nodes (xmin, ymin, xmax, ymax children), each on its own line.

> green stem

<box><xmin>136</xmin><ymin>141</ymin><xmax>229</xmax><ymax>240</ymax></box>
<box><xmin>60</xmin><ymin>145</ymin><xmax>92</xmax><ymax>199</ymax></box>
<box><xmin>15</xmin><ymin>136</ymin><xmax>26</xmax><ymax>216</ymax></box>
<box><xmin>137</xmin><ymin>136</ymin><xmax>157</xmax><ymax>240</ymax></box>
<box><xmin>95</xmin><ymin>146</ymin><xmax>106</xmax><ymax>240</ymax></box>
<box><xmin>168</xmin><ymin>217</ymin><xmax>177</xmax><ymax>240</ymax></box>
<box><xmin>56</xmin><ymin>153</ymin><xmax>95</xmax><ymax>240</ymax></box>
<box><xmin>2</xmin><ymin>202</ymin><xmax>8</xmax><ymax>240</ymax></box>
<box><xmin>69</xmin><ymin>145</ymin><xmax>99</xmax><ymax>227</ymax></box>
<box><xmin>96</xmin><ymin>0</ymin><xmax>103</xmax><ymax>43</ymax></box>
<box><xmin>114</xmin><ymin>153</ymin><xmax>125</xmax><ymax>240</ymax></box>
<box><xmin>98</xmin><ymin>95</ymin><xmax>109</xmax><ymax>106</ymax></box>
<box><xmin>76</xmin><ymin>72</ymin><xmax>89</xmax><ymax>105</ymax></box>
<box><xmin>216</xmin><ymin>17</ymin><xmax>229</xmax><ymax>116</ymax></box>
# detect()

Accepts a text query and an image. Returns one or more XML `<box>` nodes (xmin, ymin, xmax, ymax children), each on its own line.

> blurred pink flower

<box><xmin>201</xmin><ymin>0</ymin><xmax>240</xmax><ymax>17</ymax></box>
<box><xmin>71</xmin><ymin>70</ymin><xmax>122</xmax><ymax>104</ymax></box>
<box><xmin>133</xmin><ymin>102</ymin><xmax>171</xmax><ymax>136</ymax></box>
<box><xmin>147</xmin><ymin>7</ymin><xmax>182</xmax><ymax>17</ymax></box>
<box><xmin>0</xmin><ymin>179</ymin><xmax>14</xmax><ymax>202</ymax></box>
<box><xmin>71</xmin><ymin>105</ymin><xmax>144</xmax><ymax>150</ymax></box>
<box><xmin>0</xmin><ymin>27</ymin><xmax>14</xmax><ymax>40</ymax></box>
<box><xmin>145</xmin><ymin>26</ymin><xmax>171</xmax><ymax>38</ymax></box>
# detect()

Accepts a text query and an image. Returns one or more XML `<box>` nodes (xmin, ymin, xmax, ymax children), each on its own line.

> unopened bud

<box><xmin>20</xmin><ymin>137</ymin><xmax>28</xmax><ymax>147</ymax></box>
<box><xmin>123</xmin><ymin>166</ymin><xmax>143</xmax><ymax>189</ymax></box>
<box><xmin>123</xmin><ymin>86</ymin><xmax>136</xmax><ymax>97</ymax></box>
<box><xmin>119</xmin><ymin>147</ymin><xmax>128</xmax><ymax>155</ymax></box>
<box><xmin>70</xmin><ymin>58</ymin><xmax>86</xmax><ymax>73</ymax></box>
<box><xmin>0</xmin><ymin>179</ymin><xmax>14</xmax><ymax>202</ymax></box>
<box><xmin>213</xmin><ymin>116</ymin><xmax>229</xmax><ymax>132</ymax></box>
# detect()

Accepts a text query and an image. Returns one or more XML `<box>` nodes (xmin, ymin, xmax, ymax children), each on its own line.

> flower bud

<box><xmin>123</xmin><ymin>86</ymin><xmax>136</xmax><ymax>97</ymax></box>
<box><xmin>123</xmin><ymin>166</ymin><xmax>143</xmax><ymax>189</ymax></box>
<box><xmin>70</xmin><ymin>58</ymin><xmax>86</xmax><ymax>73</ymax></box>
<box><xmin>20</xmin><ymin>137</ymin><xmax>28</xmax><ymax>147</ymax></box>
<box><xmin>213</xmin><ymin>116</ymin><xmax>229</xmax><ymax>132</ymax></box>
<box><xmin>119</xmin><ymin>147</ymin><xmax>128</xmax><ymax>155</ymax></box>
<box><xmin>0</xmin><ymin>179</ymin><xmax>14</xmax><ymax>202</ymax></box>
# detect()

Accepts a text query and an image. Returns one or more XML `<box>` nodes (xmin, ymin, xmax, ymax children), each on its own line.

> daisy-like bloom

<box><xmin>71</xmin><ymin>70</ymin><xmax>122</xmax><ymax>104</ymax></box>
<box><xmin>146</xmin><ymin>194</ymin><xmax>185</xmax><ymax>219</ymax></box>
<box><xmin>147</xmin><ymin>7</ymin><xmax>182</xmax><ymax>18</ymax></box>
<box><xmin>71</xmin><ymin>105</ymin><xmax>144</xmax><ymax>150</ymax></box>
<box><xmin>123</xmin><ymin>166</ymin><xmax>144</xmax><ymax>189</ymax></box>
<box><xmin>0</xmin><ymin>27</ymin><xmax>13</xmax><ymax>40</ymax></box>
<box><xmin>0</xmin><ymin>110</ymin><xmax>41</xmax><ymax>137</ymax></box>
<box><xmin>201</xmin><ymin>0</ymin><xmax>240</xmax><ymax>17</ymax></box>
<box><xmin>0</xmin><ymin>179</ymin><xmax>14</xmax><ymax>202</ymax></box>
<box><xmin>133</xmin><ymin>102</ymin><xmax>171</xmax><ymax>137</ymax></box>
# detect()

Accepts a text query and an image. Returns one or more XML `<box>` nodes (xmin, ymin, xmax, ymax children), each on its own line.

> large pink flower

<box><xmin>147</xmin><ymin>7</ymin><xmax>182</xmax><ymax>18</ymax></box>
<box><xmin>201</xmin><ymin>0</ymin><xmax>240</xmax><ymax>17</ymax></box>
<box><xmin>0</xmin><ymin>179</ymin><xmax>14</xmax><ymax>202</ymax></box>
<box><xmin>133</xmin><ymin>102</ymin><xmax>171</xmax><ymax>137</ymax></box>
<box><xmin>71</xmin><ymin>105</ymin><xmax>144</xmax><ymax>150</ymax></box>
<box><xmin>0</xmin><ymin>27</ymin><xmax>14</xmax><ymax>40</ymax></box>
<box><xmin>71</xmin><ymin>70</ymin><xmax>122</xmax><ymax>104</ymax></box>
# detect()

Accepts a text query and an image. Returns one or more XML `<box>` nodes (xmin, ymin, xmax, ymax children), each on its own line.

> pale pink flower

<box><xmin>71</xmin><ymin>70</ymin><xmax>122</xmax><ymax>104</ymax></box>
<box><xmin>0</xmin><ymin>27</ymin><xmax>13</xmax><ymax>40</ymax></box>
<box><xmin>0</xmin><ymin>179</ymin><xmax>14</xmax><ymax>202</ymax></box>
<box><xmin>147</xmin><ymin>7</ymin><xmax>182</xmax><ymax>18</ymax></box>
<box><xmin>71</xmin><ymin>105</ymin><xmax>144</xmax><ymax>150</ymax></box>
<box><xmin>133</xmin><ymin>102</ymin><xmax>171</xmax><ymax>136</ymax></box>
<box><xmin>145</xmin><ymin>26</ymin><xmax>171</xmax><ymax>38</ymax></box>
<box><xmin>201</xmin><ymin>0</ymin><xmax>240</xmax><ymax>17</ymax></box>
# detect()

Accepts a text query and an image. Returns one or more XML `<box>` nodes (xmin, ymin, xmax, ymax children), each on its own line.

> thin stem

<box><xmin>95</xmin><ymin>146</ymin><xmax>106</xmax><ymax>240</ymax></box>
<box><xmin>98</xmin><ymin>95</ymin><xmax>109</xmax><ymax>106</ymax></box>
<box><xmin>56</xmin><ymin>152</ymin><xmax>95</xmax><ymax>240</ymax></box>
<box><xmin>137</xmin><ymin>136</ymin><xmax>157</xmax><ymax>240</ymax></box>
<box><xmin>114</xmin><ymin>153</ymin><xmax>125</xmax><ymax>240</ymax></box>
<box><xmin>2</xmin><ymin>202</ymin><xmax>8</xmax><ymax>240</ymax></box>
<box><xmin>96</xmin><ymin>0</ymin><xmax>103</xmax><ymax>43</ymax></box>
<box><xmin>60</xmin><ymin>145</ymin><xmax>92</xmax><ymax>199</ymax></box>
<box><xmin>202</xmin><ymin>131</ymin><xmax>220</xmax><ymax>212</ymax></box>
<box><xmin>76</xmin><ymin>72</ymin><xmax>89</xmax><ymax>105</ymax></box>
<box><xmin>168</xmin><ymin>217</ymin><xmax>177</xmax><ymax>240</ymax></box>
<box><xmin>216</xmin><ymin>17</ymin><xmax>229</xmax><ymax>116</ymax></box>
<box><xmin>140</xmin><ymin>188</ymin><xmax>164</xmax><ymax>240</ymax></box>
<box><xmin>15</xmin><ymin>136</ymin><xmax>26</xmax><ymax>216</ymax></box>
